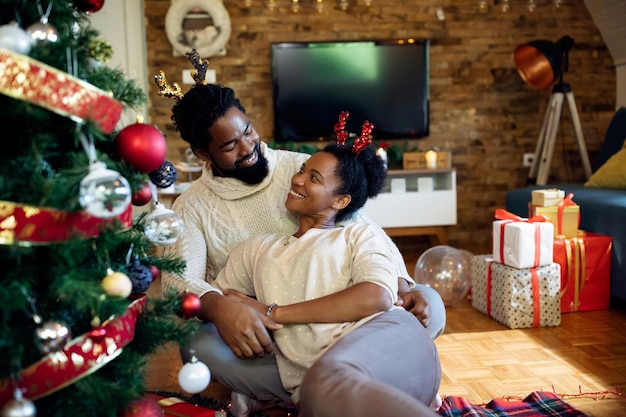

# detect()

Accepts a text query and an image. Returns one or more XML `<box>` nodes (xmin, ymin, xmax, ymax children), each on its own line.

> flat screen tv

<box><xmin>271</xmin><ymin>39</ymin><xmax>430</xmax><ymax>143</ymax></box>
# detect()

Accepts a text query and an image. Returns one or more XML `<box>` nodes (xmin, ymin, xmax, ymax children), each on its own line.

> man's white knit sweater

<box><xmin>161</xmin><ymin>142</ymin><xmax>412</xmax><ymax>297</ymax></box>
<box><xmin>161</xmin><ymin>143</ymin><xmax>309</xmax><ymax>297</ymax></box>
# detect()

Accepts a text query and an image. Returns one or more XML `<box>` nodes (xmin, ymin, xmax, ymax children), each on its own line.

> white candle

<box><xmin>425</xmin><ymin>150</ymin><xmax>437</xmax><ymax>169</ymax></box>
<box><xmin>377</xmin><ymin>147</ymin><xmax>388</xmax><ymax>169</ymax></box>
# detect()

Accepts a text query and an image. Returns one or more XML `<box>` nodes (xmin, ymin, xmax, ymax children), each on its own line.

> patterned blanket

<box><xmin>438</xmin><ymin>391</ymin><xmax>590</xmax><ymax>417</ymax></box>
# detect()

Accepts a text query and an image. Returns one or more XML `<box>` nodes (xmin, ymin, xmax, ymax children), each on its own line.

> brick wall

<box><xmin>145</xmin><ymin>0</ymin><xmax>615</xmax><ymax>257</ymax></box>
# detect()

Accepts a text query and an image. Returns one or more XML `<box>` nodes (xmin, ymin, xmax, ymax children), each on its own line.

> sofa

<box><xmin>505</xmin><ymin>107</ymin><xmax>626</xmax><ymax>305</ymax></box>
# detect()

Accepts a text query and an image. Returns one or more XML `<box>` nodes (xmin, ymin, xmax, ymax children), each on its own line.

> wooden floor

<box><xmin>144</xmin><ymin>293</ymin><xmax>626</xmax><ymax>416</ymax></box>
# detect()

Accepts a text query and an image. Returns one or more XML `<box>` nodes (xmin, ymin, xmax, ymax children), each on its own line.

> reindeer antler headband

<box><xmin>334</xmin><ymin>111</ymin><xmax>374</xmax><ymax>155</ymax></box>
<box><xmin>154</xmin><ymin>49</ymin><xmax>209</xmax><ymax>101</ymax></box>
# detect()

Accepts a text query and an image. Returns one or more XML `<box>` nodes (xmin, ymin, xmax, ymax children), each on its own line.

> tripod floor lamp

<box><xmin>514</xmin><ymin>35</ymin><xmax>592</xmax><ymax>186</ymax></box>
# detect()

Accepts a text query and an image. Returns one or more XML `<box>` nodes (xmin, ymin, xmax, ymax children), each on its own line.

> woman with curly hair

<box><xmin>213</xmin><ymin>140</ymin><xmax>441</xmax><ymax>417</ymax></box>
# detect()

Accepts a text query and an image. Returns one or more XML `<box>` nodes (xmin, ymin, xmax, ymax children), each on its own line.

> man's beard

<box><xmin>213</xmin><ymin>145</ymin><xmax>269</xmax><ymax>185</ymax></box>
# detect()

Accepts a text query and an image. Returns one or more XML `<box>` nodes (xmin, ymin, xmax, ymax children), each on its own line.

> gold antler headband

<box><xmin>154</xmin><ymin>70</ymin><xmax>184</xmax><ymax>100</ymax></box>
<box><xmin>334</xmin><ymin>111</ymin><xmax>374</xmax><ymax>155</ymax></box>
<box><xmin>154</xmin><ymin>48</ymin><xmax>209</xmax><ymax>101</ymax></box>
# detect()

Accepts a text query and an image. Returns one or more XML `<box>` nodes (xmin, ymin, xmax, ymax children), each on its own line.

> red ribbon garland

<box><xmin>0</xmin><ymin>201</ymin><xmax>132</xmax><ymax>245</ymax></box>
<box><xmin>0</xmin><ymin>296</ymin><xmax>146</xmax><ymax>405</ymax></box>
<box><xmin>0</xmin><ymin>48</ymin><xmax>122</xmax><ymax>133</ymax></box>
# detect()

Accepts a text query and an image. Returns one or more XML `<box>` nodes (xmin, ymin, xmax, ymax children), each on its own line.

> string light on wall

<box><xmin>242</xmin><ymin>0</ymin><xmax>371</xmax><ymax>12</ymax></box>
<box><xmin>478</xmin><ymin>0</ymin><xmax>564</xmax><ymax>13</ymax></box>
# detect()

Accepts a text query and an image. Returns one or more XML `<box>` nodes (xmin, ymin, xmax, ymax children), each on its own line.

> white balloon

<box><xmin>178</xmin><ymin>359</ymin><xmax>211</xmax><ymax>394</ymax></box>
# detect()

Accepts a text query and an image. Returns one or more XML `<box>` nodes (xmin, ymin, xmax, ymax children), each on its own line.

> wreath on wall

<box><xmin>165</xmin><ymin>0</ymin><xmax>232</xmax><ymax>58</ymax></box>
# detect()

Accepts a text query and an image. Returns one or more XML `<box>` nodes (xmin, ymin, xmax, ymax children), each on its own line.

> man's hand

<box><xmin>395</xmin><ymin>290</ymin><xmax>431</xmax><ymax>329</ymax></box>
<box><xmin>203</xmin><ymin>291</ymin><xmax>282</xmax><ymax>360</ymax></box>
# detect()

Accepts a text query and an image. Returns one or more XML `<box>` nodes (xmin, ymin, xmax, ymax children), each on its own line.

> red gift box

<box><xmin>145</xmin><ymin>393</ymin><xmax>223</xmax><ymax>417</ymax></box>
<box><xmin>554</xmin><ymin>232</ymin><xmax>612</xmax><ymax>312</ymax></box>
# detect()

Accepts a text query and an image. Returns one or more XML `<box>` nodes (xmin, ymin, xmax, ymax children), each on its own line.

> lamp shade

<box><xmin>514</xmin><ymin>36</ymin><xmax>574</xmax><ymax>90</ymax></box>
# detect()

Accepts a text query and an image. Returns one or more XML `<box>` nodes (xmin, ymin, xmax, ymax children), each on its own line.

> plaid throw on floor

<box><xmin>438</xmin><ymin>391</ymin><xmax>590</xmax><ymax>417</ymax></box>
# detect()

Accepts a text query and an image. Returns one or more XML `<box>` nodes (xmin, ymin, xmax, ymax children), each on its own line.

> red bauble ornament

<box><xmin>74</xmin><ymin>0</ymin><xmax>106</xmax><ymax>13</ymax></box>
<box><xmin>119</xmin><ymin>395</ymin><xmax>164</xmax><ymax>417</ymax></box>
<box><xmin>88</xmin><ymin>327</ymin><xmax>107</xmax><ymax>342</ymax></box>
<box><xmin>116</xmin><ymin>123</ymin><xmax>167</xmax><ymax>173</ymax></box>
<box><xmin>179</xmin><ymin>293</ymin><xmax>201</xmax><ymax>319</ymax></box>
<box><xmin>132</xmin><ymin>183</ymin><xmax>153</xmax><ymax>206</ymax></box>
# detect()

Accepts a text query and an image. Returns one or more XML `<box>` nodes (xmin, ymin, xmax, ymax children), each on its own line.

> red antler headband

<box><xmin>333</xmin><ymin>111</ymin><xmax>374</xmax><ymax>155</ymax></box>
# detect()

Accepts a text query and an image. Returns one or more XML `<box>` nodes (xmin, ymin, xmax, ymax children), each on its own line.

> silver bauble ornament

<box><xmin>79</xmin><ymin>161</ymin><xmax>131</xmax><ymax>218</ymax></box>
<box><xmin>144</xmin><ymin>202</ymin><xmax>183</xmax><ymax>246</ymax></box>
<box><xmin>0</xmin><ymin>22</ymin><xmax>32</xmax><ymax>54</ymax></box>
<box><xmin>26</xmin><ymin>17</ymin><xmax>58</xmax><ymax>44</ymax></box>
<box><xmin>36</xmin><ymin>319</ymin><xmax>71</xmax><ymax>354</ymax></box>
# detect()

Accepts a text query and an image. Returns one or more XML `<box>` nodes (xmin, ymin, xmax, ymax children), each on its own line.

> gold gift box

<box><xmin>532</xmin><ymin>205</ymin><xmax>580</xmax><ymax>238</ymax></box>
<box><xmin>532</xmin><ymin>189</ymin><xmax>565</xmax><ymax>207</ymax></box>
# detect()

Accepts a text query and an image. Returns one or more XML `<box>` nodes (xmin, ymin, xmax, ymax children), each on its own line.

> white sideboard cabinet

<box><xmin>362</xmin><ymin>169</ymin><xmax>457</xmax><ymax>244</ymax></box>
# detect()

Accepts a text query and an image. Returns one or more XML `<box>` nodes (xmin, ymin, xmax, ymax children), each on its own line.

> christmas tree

<box><xmin>0</xmin><ymin>1</ymin><xmax>203</xmax><ymax>415</ymax></box>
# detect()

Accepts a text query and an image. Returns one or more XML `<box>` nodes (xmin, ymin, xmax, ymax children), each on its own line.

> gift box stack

<box><xmin>471</xmin><ymin>208</ymin><xmax>561</xmax><ymax>329</ymax></box>
<box><xmin>529</xmin><ymin>189</ymin><xmax>612</xmax><ymax>313</ymax></box>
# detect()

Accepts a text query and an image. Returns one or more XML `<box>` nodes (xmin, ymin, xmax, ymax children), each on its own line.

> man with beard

<box><xmin>161</xmin><ymin>83</ymin><xmax>445</xmax><ymax>417</ymax></box>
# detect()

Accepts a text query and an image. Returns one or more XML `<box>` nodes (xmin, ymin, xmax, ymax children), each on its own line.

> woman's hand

<box><xmin>395</xmin><ymin>290</ymin><xmax>431</xmax><ymax>329</ymax></box>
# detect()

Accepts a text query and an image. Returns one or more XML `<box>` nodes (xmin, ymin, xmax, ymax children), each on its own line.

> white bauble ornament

<box><xmin>0</xmin><ymin>22</ymin><xmax>31</xmax><ymax>54</ymax></box>
<box><xmin>178</xmin><ymin>356</ymin><xmax>211</xmax><ymax>394</ymax></box>
<box><xmin>1</xmin><ymin>390</ymin><xmax>36</xmax><ymax>417</ymax></box>
<box><xmin>144</xmin><ymin>202</ymin><xmax>183</xmax><ymax>246</ymax></box>
<box><xmin>79</xmin><ymin>161</ymin><xmax>131</xmax><ymax>218</ymax></box>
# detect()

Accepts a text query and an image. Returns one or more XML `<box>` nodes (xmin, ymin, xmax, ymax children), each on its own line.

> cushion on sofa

<box><xmin>585</xmin><ymin>141</ymin><xmax>626</xmax><ymax>189</ymax></box>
